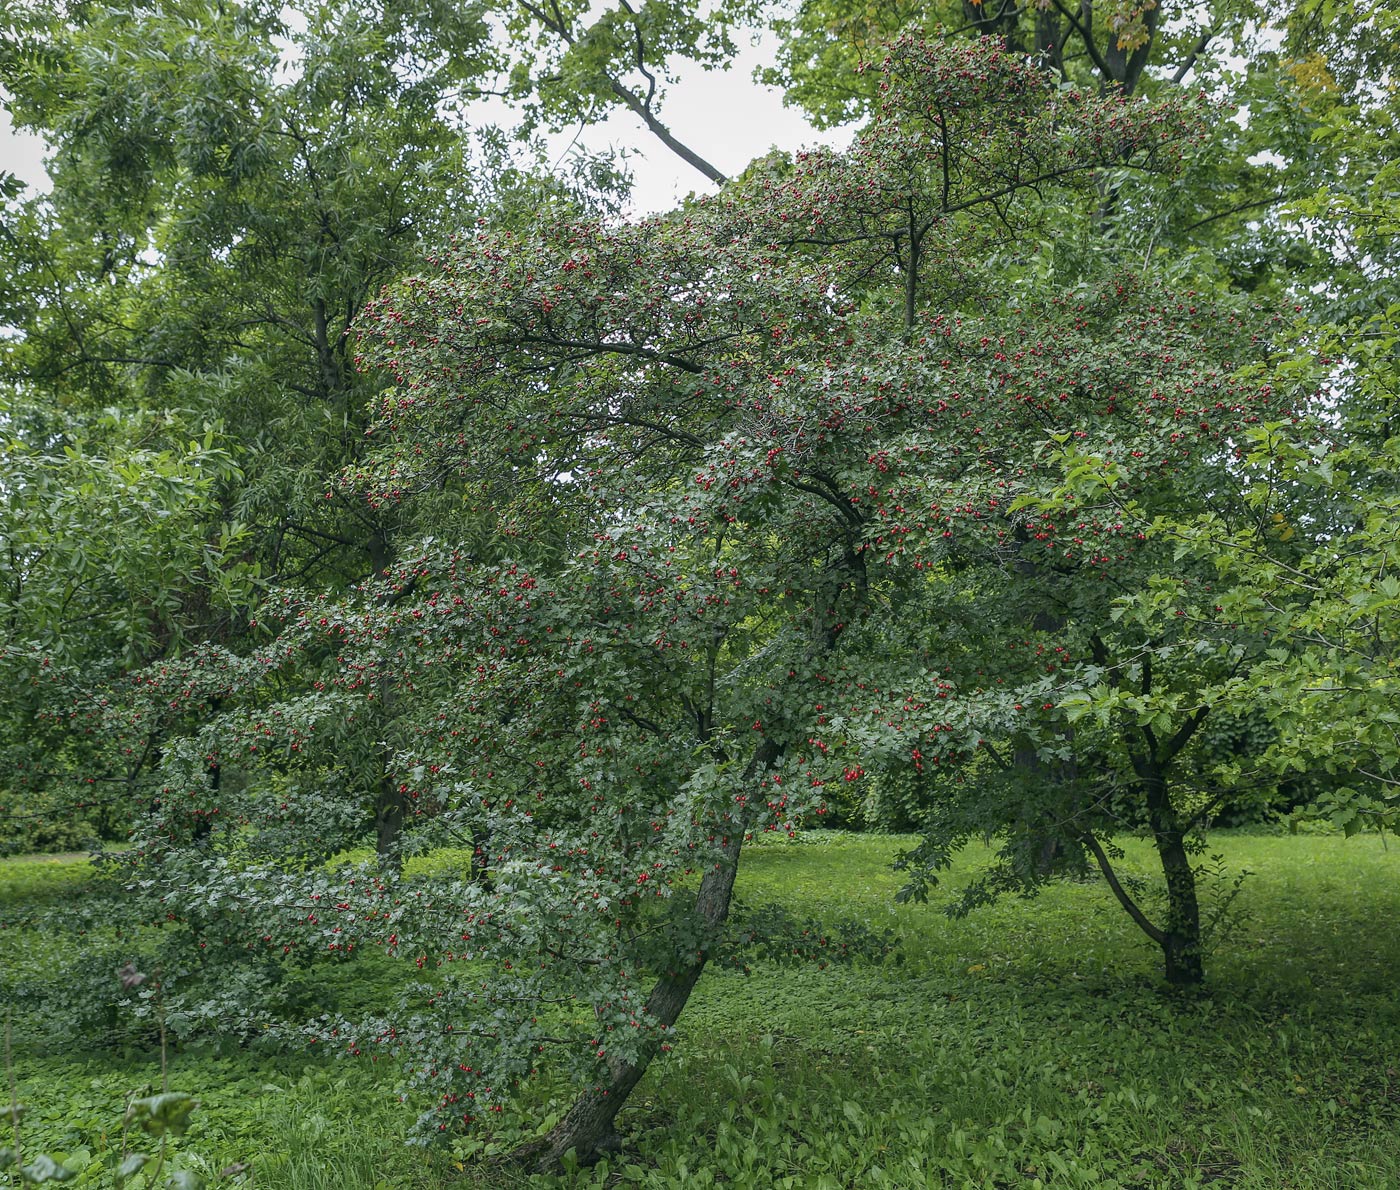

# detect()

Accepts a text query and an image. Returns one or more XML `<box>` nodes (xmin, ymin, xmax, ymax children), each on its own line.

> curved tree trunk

<box><xmin>511</xmin><ymin>741</ymin><xmax>778</xmax><ymax>1172</ymax></box>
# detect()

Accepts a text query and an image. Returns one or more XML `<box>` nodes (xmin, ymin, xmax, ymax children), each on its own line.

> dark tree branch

<box><xmin>1182</xmin><ymin>192</ymin><xmax>1302</xmax><ymax>235</ymax></box>
<box><xmin>1049</xmin><ymin>0</ymin><xmax>1113</xmax><ymax>84</ymax></box>
<box><xmin>1161</xmin><ymin>704</ymin><xmax>1210</xmax><ymax>764</ymax></box>
<box><xmin>1082</xmin><ymin>831</ymin><xmax>1165</xmax><ymax>944</ymax></box>
<box><xmin>518</xmin><ymin>332</ymin><xmax>705</xmax><ymax>374</ymax></box>
<box><xmin>516</xmin><ymin>0</ymin><xmax>728</xmax><ymax>185</ymax></box>
<box><xmin>1171</xmin><ymin>29</ymin><xmax>1214</xmax><ymax>85</ymax></box>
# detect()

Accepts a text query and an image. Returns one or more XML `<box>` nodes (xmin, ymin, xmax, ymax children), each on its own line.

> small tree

<box><xmin>889</xmin><ymin>279</ymin><xmax>1315</xmax><ymax>985</ymax></box>
<box><xmin>111</xmin><ymin>38</ymin><xmax>1210</xmax><ymax>1168</ymax></box>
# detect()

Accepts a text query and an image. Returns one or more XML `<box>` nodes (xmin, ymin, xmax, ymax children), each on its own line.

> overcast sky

<box><xmin>528</xmin><ymin>37</ymin><xmax>850</xmax><ymax>213</ymax></box>
<box><xmin>0</xmin><ymin>36</ymin><xmax>846</xmax><ymax>215</ymax></box>
<box><xmin>0</xmin><ymin>102</ymin><xmax>47</xmax><ymax>192</ymax></box>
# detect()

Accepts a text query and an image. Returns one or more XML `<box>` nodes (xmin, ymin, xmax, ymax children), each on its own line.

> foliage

<box><xmin>3</xmin><ymin>963</ymin><xmax>232</xmax><ymax>1189</ymax></box>
<box><xmin>498</xmin><ymin>0</ymin><xmax>739</xmax><ymax>182</ymax></box>
<box><xmin>0</xmin><ymin>401</ymin><xmax>249</xmax><ymax>855</ymax></box>
<box><xmin>1129</xmin><ymin>0</ymin><xmax>1400</xmax><ymax>839</ymax></box>
<box><xmin>35</xmin><ymin>35</ymin><xmax>1224</xmax><ymax>1165</ymax></box>
<box><xmin>3</xmin><ymin>0</ymin><xmax>1399</xmax><ymax>1174</ymax></box>
<box><xmin>757</xmin><ymin>0</ymin><xmax>1235</xmax><ymax>129</ymax></box>
<box><xmin>0</xmin><ymin>0</ymin><xmax>627</xmax><ymax>860</ymax></box>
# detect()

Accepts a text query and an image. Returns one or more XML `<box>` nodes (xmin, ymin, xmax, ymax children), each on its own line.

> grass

<box><xmin>3</xmin><ymin>831</ymin><xmax>1399</xmax><ymax>1187</ymax></box>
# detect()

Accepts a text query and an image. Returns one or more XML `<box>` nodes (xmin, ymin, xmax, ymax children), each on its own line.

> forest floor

<box><xmin>3</xmin><ymin>831</ymin><xmax>1399</xmax><ymax>1188</ymax></box>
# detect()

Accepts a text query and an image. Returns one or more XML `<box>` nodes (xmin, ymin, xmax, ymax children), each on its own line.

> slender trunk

<box><xmin>374</xmin><ymin>765</ymin><xmax>406</xmax><ymax>873</ymax></box>
<box><xmin>1141</xmin><ymin>763</ymin><xmax>1204</xmax><ymax>986</ymax></box>
<box><xmin>1011</xmin><ymin>528</ymin><xmax>1069</xmax><ymax>873</ymax></box>
<box><xmin>1102</xmin><ymin>1</ymin><xmax>1160</xmax><ymax>96</ymax></box>
<box><xmin>512</xmin><ymin>526</ymin><xmax>856</xmax><ymax>1169</ymax></box>
<box><xmin>513</xmin><ymin>741</ymin><xmax>779</xmax><ymax>1172</ymax></box>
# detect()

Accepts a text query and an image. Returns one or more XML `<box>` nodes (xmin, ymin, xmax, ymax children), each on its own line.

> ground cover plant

<box><xmin>4</xmin><ymin>831</ymin><xmax>1398</xmax><ymax>1188</ymax></box>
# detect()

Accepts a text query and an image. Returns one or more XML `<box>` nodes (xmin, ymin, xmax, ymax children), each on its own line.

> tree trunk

<box><xmin>512</xmin><ymin>742</ymin><xmax>778</xmax><ymax>1172</ymax></box>
<box><xmin>1011</xmin><ymin>531</ymin><xmax>1070</xmax><ymax>874</ymax></box>
<box><xmin>1142</xmin><ymin>765</ymin><xmax>1204</xmax><ymax>986</ymax></box>
<box><xmin>374</xmin><ymin>765</ymin><xmax>405</xmax><ymax>873</ymax></box>
<box><xmin>368</xmin><ymin>528</ymin><xmax>405</xmax><ymax>872</ymax></box>
<box><xmin>512</xmin><ymin>956</ymin><xmax>709</xmax><ymax>1171</ymax></box>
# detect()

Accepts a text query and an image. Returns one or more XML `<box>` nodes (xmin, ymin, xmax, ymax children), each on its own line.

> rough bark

<box><xmin>1012</xmin><ymin>528</ymin><xmax>1071</xmax><ymax>874</ymax></box>
<box><xmin>374</xmin><ymin>764</ymin><xmax>406</xmax><ymax>873</ymax></box>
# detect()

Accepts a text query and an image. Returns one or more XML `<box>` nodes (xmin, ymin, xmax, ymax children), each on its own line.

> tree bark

<box><xmin>1011</xmin><ymin>527</ymin><xmax>1070</xmax><ymax>873</ymax></box>
<box><xmin>1141</xmin><ymin>761</ymin><xmax>1204</xmax><ymax>986</ymax></box>
<box><xmin>374</xmin><ymin>764</ymin><xmax>406</xmax><ymax>872</ymax></box>
<box><xmin>511</xmin><ymin>739</ymin><xmax>780</xmax><ymax>1172</ymax></box>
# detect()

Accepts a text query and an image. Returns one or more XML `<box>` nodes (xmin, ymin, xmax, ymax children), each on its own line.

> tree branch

<box><xmin>1082</xmin><ymin>831</ymin><xmax>1165</xmax><ymax>944</ymax></box>
<box><xmin>1171</xmin><ymin>29</ymin><xmax>1214</xmax><ymax>85</ymax></box>
<box><xmin>516</xmin><ymin>0</ymin><xmax>728</xmax><ymax>185</ymax></box>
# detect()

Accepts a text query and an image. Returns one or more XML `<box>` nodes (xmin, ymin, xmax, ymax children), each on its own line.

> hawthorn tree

<box><xmin>0</xmin><ymin>0</ymin><xmax>625</xmax><ymax>859</ymax></box>
<box><xmin>95</xmin><ymin>37</ymin><xmax>1233</xmax><ymax>1169</ymax></box>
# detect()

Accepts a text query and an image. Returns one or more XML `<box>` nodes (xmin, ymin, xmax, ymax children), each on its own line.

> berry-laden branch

<box><xmin>88</xmin><ymin>33</ymin><xmax>1311</xmax><ymax>1169</ymax></box>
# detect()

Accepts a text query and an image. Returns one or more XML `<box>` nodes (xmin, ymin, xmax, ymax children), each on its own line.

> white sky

<box><xmin>0</xmin><ymin>36</ymin><xmax>843</xmax><ymax>215</ymax></box>
<box><xmin>494</xmin><ymin>37</ymin><xmax>850</xmax><ymax>214</ymax></box>
<box><xmin>0</xmin><ymin>102</ymin><xmax>48</xmax><ymax>193</ymax></box>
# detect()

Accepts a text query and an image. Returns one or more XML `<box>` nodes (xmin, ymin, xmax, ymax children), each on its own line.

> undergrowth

<box><xmin>3</xmin><ymin>833</ymin><xmax>1398</xmax><ymax>1188</ymax></box>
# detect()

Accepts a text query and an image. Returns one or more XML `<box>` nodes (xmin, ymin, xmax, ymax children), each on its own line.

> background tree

<box><xmin>0</xmin><ymin>399</ymin><xmax>247</xmax><ymax>853</ymax></box>
<box><xmin>1151</xmin><ymin>0</ymin><xmax>1400</xmax><ymax>839</ymax></box>
<box><xmin>0</xmin><ymin>0</ymin><xmax>624</xmax><ymax>858</ymax></box>
<box><xmin>499</xmin><ymin>0</ymin><xmax>739</xmax><ymax>183</ymax></box>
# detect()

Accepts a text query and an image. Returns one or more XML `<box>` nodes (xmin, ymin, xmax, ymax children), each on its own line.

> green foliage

<box><xmin>2</xmin><ymin>961</ymin><xmax>229</xmax><ymax>1190</ymax></box>
<box><xmin>66</xmin><ymin>37</ymin><xmax>1218</xmax><ymax>1157</ymax></box>
<box><xmin>3</xmin><ymin>0</ymin><xmax>1399</xmax><ymax>1173</ymax></box>
<box><xmin>0</xmin><ymin>0</ymin><xmax>630</xmax><ymax>863</ymax></box>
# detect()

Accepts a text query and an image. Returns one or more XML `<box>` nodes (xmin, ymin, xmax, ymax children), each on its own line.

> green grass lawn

<box><xmin>3</xmin><ymin>832</ymin><xmax>1399</xmax><ymax>1188</ymax></box>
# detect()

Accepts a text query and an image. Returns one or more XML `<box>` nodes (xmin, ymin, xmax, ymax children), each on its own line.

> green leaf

<box><xmin>116</xmin><ymin>1153</ymin><xmax>150</xmax><ymax>1180</ymax></box>
<box><xmin>125</xmin><ymin>1093</ymin><xmax>200</xmax><ymax>1138</ymax></box>
<box><xmin>18</xmin><ymin>1153</ymin><xmax>78</xmax><ymax>1183</ymax></box>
